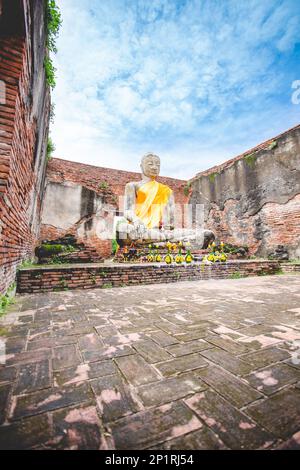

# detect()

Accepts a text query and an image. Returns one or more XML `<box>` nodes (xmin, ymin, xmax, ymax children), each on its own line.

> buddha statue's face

<box><xmin>141</xmin><ymin>154</ymin><xmax>160</xmax><ymax>179</ymax></box>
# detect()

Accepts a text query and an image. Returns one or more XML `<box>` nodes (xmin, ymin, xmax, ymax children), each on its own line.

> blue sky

<box><xmin>52</xmin><ymin>0</ymin><xmax>300</xmax><ymax>179</ymax></box>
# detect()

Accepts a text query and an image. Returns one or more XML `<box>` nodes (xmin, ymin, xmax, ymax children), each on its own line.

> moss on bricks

<box><xmin>244</xmin><ymin>153</ymin><xmax>257</xmax><ymax>168</ymax></box>
<box><xmin>208</xmin><ymin>172</ymin><xmax>219</xmax><ymax>183</ymax></box>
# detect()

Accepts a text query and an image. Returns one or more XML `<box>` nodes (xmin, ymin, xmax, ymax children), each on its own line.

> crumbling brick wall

<box><xmin>45</xmin><ymin>158</ymin><xmax>188</xmax><ymax>205</ymax></box>
<box><xmin>189</xmin><ymin>125</ymin><xmax>300</xmax><ymax>258</ymax></box>
<box><xmin>0</xmin><ymin>0</ymin><xmax>50</xmax><ymax>293</ymax></box>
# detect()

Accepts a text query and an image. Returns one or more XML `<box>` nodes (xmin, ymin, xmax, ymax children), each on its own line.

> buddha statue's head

<box><xmin>141</xmin><ymin>153</ymin><xmax>160</xmax><ymax>179</ymax></box>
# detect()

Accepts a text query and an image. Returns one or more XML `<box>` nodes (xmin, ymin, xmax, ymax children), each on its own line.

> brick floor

<box><xmin>0</xmin><ymin>275</ymin><xmax>300</xmax><ymax>450</ymax></box>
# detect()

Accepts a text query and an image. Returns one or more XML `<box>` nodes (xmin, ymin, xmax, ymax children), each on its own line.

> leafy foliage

<box><xmin>17</xmin><ymin>259</ymin><xmax>36</xmax><ymax>270</ymax></box>
<box><xmin>112</xmin><ymin>239</ymin><xmax>119</xmax><ymax>255</ymax></box>
<box><xmin>47</xmin><ymin>137</ymin><xmax>56</xmax><ymax>161</ymax></box>
<box><xmin>46</xmin><ymin>0</ymin><xmax>62</xmax><ymax>53</ymax></box>
<box><xmin>44</xmin><ymin>56</ymin><xmax>57</xmax><ymax>89</ymax></box>
<box><xmin>0</xmin><ymin>283</ymin><xmax>16</xmax><ymax>316</ymax></box>
<box><xmin>44</xmin><ymin>0</ymin><xmax>62</xmax><ymax>88</ymax></box>
<box><xmin>99</xmin><ymin>181</ymin><xmax>110</xmax><ymax>191</ymax></box>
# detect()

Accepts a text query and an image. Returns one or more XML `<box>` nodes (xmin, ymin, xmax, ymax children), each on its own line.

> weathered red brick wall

<box><xmin>189</xmin><ymin>125</ymin><xmax>300</xmax><ymax>258</ymax></box>
<box><xmin>40</xmin><ymin>158</ymin><xmax>189</xmax><ymax>259</ymax></box>
<box><xmin>17</xmin><ymin>260</ymin><xmax>281</xmax><ymax>294</ymax></box>
<box><xmin>45</xmin><ymin>158</ymin><xmax>188</xmax><ymax>206</ymax></box>
<box><xmin>0</xmin><ymin>0</ymin><xmax>50</xmax><ymax>293</ymax></box>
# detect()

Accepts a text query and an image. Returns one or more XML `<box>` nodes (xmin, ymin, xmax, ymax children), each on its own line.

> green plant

<box><xmin>44</xmin><ymin>56</ymin><xmax>57</xmax><ymax>89</ymax></box>
<box><xmin>244</xmin><ymin>153</ymin><xmax>256</xmax><ymax>168</ymax></box>
<box><xmin>275</xmin><ymin>268</ymin><xmax>284</xmax><ymax>275</ymax></box>
<box><xmin>218</xmin><ymin>243</ymin><xmax>249</xmax><ymax>256</ymax></box>
<box><xmin>208</xmin><ymin>172</ymin><xmax>218</xmax><ymax>183</ymax></box>
<box><xmin>183</xmin><ymin>182</ymin><xmax>192</xmax><ymax>197</ymax></box>
<box><xmin>102</xmin><ymin>283</ymin><xmax>113</xmax><ymax>289</ymax></box>
<box><xmin>41</xmin><ymin>244</ymin><xmax>64</xmax><ymax>255</ymax></box>
<box><xmin>257</xmin><ymin>270</ymin><xmax>269</xmax><ymax>276</ymax></box>
<box><xmin>46</xmin><ymin>0</ymin><xmax>62</xmax><ymax>53</ymax></box>
<box><xmin>17</xmin><ymin>259</ymin><xmax>36</xmax><ymax>270</ymax></box>
<box><xmin>44</xmin><ymin>0</ymin><xmax>62</xmax><ymax>88</ymax></box>
<box><xmin>41</xmin><ymin>244</ymin><xmax>75</xmax><ymax>255</ymax></box>
<box><xmin>47</xmin><ymin>137</ymin><xmax>55</xmax><ymax>161</ymax></box>
<box><xmin>0</xmin><ymin>283</ymin><xmax>16</xmax><ymax>316</ymax></box>
<box><xmin>229</xmin><ymin>272</ymin><xmax>242</xmax><ymax>279</ymax></box>
<box><xmin>112</xmin><ymin>239</ymin><xmax>119</xmax><ymax>255</ymax></box>
<box><xmin>99</xmin><ymin>181</ymin><xmax>109</xmax><ymax>191</ymax></box>
<box><xmin>48</xmin><ymin>256</ymin><xmax>68</xmax><ymax>264</ymax></box>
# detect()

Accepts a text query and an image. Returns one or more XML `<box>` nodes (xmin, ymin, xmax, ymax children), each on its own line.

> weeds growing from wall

<box><xmin>0</xmin><ymin>283</ymin><xmax>16</xmax><ymax>316</ymax></box>
<box><xmin>45</xmin><ymin>0</ymin><xmax>62</xmax><ymax>89</ymax></box>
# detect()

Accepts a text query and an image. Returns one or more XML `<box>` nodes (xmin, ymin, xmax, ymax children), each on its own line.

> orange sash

<box><xmin>135</xmin><ymin>180</ymin><xmax>172</xmax><ymax>229</ymax></box>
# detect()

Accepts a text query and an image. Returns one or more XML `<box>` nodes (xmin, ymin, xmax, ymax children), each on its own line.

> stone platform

<box><xmin>0</xmin><ymin>275</ymin><xmax>300</xmax><ymax>449</ymax></box>
<box><xmin>16</xmin><ymin>260</ymin><xmax>283</xmax><ymax>294</ymax></box>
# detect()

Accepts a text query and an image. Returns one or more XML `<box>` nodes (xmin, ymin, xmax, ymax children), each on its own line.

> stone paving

<box><xmin>0</xmin><ymin>275</ymin><xmax>300</xmax><ymax>450</ymax></box>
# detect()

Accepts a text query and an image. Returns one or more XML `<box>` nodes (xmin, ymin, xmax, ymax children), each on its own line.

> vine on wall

<box><xmin>45</xmin><ymin>0</ymin><xmax>62</xmax><ymax>89</ymax></box>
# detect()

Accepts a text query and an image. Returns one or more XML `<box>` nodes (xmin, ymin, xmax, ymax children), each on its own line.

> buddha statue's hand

<box><xmin>133</xmin><ymin>219</ymin><xmax>147</xmax><ymax>237</ymax></box>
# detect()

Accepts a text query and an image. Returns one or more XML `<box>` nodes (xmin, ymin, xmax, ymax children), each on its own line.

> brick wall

<box><xmin>40</xmin><ymin>158</ymin><xmax>189</xmax><ymax>259</ymax></box>
<box><xmin>17</xmin><ymin>260</ymin><xmax>281</xmax><ymax>294</ymax></box>
<box><xmin>45</xmin><ymin>158</ymin><xmax>188</xmax><ymax>205</ymax></box>
<box><xmin>189</xmin><ymin>125</ymin><xmax>300</xmax><ymax>258</ymax></box>
<box><xmin>0</xmin><ymin>0</ymin><xmax>50</xmax><ymax>294</ymax></box>
<box><xmin>280</xmin><ymin>263</ymin><xmax>300</xmax><ymax>273</ymax></box>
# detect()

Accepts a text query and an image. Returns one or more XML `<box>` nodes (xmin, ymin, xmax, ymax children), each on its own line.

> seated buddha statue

<box><xmin>116</xmin><ymin>153</ymin><xmax>214</xmax><ymax>248</ymax></box>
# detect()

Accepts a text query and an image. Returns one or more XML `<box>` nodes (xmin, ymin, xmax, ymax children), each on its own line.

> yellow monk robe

<box><xmin>135</xmin><ymin>180</ymin><xmax>173</xmax><ymax>229</ymax></box>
